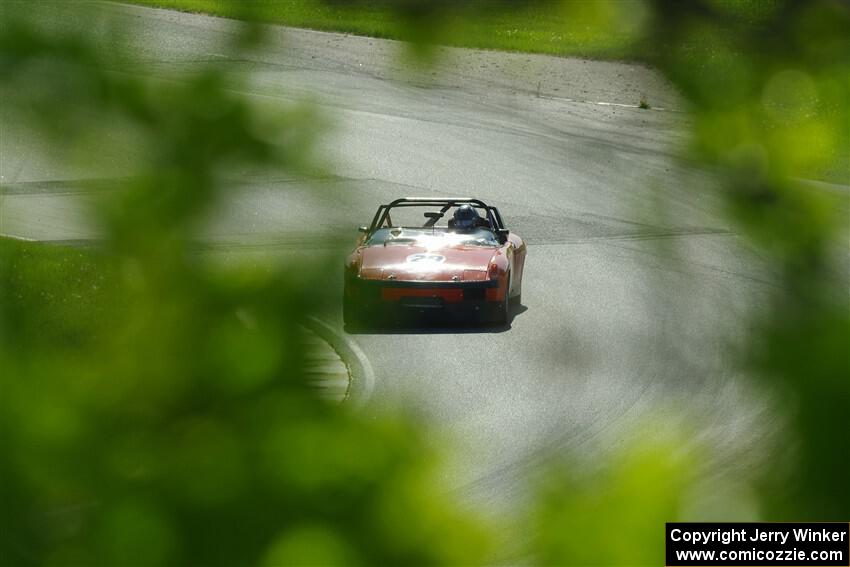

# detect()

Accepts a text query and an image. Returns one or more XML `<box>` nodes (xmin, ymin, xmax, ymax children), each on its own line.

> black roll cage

<box><xmin>366</xmin><ymin>197</ymin><xmax>508</xmax><ymax>241</ymax></box>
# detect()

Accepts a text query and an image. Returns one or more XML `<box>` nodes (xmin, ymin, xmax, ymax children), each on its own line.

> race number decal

<box><xmin>406</xmin><ymin>253</ymin><xmax>446</xmax><ymax>264</ymax></box>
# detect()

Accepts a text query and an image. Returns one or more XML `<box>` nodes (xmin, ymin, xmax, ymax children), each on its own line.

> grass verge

<box><xmin>0</xmin><ymin>238</ymin><xmax>113</xmax><ymax>351</ymax></box>
<box><xmin>121</xmin><ymin>0</ymin><xmax>645</xmax><ymax>60</ymax></box>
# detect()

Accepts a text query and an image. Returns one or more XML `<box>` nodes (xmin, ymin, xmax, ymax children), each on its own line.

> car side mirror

<box><xmin>358</xmin><ymin>226</ymin><xmax>369</xmax><ymax>234</ymax></box>
<box><xmin>497</xmin><ymin>228</ymin><xmax>509</xmax><ymax>243</ymax></box>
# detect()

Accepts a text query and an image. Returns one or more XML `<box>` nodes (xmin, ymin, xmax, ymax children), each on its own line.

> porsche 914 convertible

<box><xmin>343</xmin><ymin>198</ymin><xmax>526</xmax><ymax>327</ymax></box>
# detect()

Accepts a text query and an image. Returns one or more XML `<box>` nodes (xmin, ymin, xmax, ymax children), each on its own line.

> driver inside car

<box><xmin>449</xmin><ymin>204</ymin><xmax>484</xmax><ymax>230</ymax></box>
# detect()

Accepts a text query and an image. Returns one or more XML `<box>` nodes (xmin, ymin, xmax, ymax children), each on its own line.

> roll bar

<box><xmin>367</xmin><ymin>197</ymin><xmax>507</xmax><ymax>236</ymax></box>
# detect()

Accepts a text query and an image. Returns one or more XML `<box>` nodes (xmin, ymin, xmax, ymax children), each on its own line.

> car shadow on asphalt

<box><xmin>345</xmin><ymin>303</ymin><xmax>528</xmax><ymax>335</ymax></box>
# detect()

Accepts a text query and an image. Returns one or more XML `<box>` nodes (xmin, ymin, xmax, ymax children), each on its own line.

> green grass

<box><xmin>0</xmin><ymin>238</ymin><xmax>114</xmax><ymax>351</ymax></box>
<box><xmin>122</xmin><ymin>0</ymin><xmax>645</xmax><ymax>60</ymax></box>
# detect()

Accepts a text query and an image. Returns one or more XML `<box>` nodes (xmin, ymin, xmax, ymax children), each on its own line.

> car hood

<box><xmin>359</xmin><ymin>244</ymin><xmax>496</xmax><ymax>281</ymax></box>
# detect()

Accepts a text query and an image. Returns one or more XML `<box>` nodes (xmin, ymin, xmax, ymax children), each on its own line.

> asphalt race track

<box><xmin>1</xmin><ymin>3</ymin><xmax>787</xmax><ymax>521</ymax></box>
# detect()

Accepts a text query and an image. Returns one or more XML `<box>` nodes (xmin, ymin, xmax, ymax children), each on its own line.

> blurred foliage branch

<box><xmin>647</xmin><ymin>0</ymin><xmax>850</xmax><ymax>520</ymax></box>
<box><xmin>1</xmin><ymin>0</ymin><xmax>848</xmax><ymax>565</ymax></box>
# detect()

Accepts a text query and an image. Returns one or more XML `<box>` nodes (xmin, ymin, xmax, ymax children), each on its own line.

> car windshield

<box><xmin>366</xmin><ymin>227</ymin><xmax>500</xmax><ymax>248</ymax></box>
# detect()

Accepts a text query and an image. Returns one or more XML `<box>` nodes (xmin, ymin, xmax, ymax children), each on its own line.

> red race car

<box><xmin>344</xmin><ymin>198</ymin><xmax>526</xmax><ymax>327</ymax></box>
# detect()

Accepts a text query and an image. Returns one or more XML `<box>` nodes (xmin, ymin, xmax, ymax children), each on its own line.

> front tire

<box><xmin>343</xmin><ymin>297</ymin><xmax>363</xmax><ymax>329</ymax></box>
<box><xmin>493</xmin><ymin>271</ymin><xmax>511</xmax><ymax>325</ymax></box>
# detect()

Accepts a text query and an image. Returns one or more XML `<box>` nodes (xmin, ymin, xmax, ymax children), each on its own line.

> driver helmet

<box><xmin>452</xmin><ymin>204</ymin><xmax>480</xmax><ymax>229</ymax></box>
